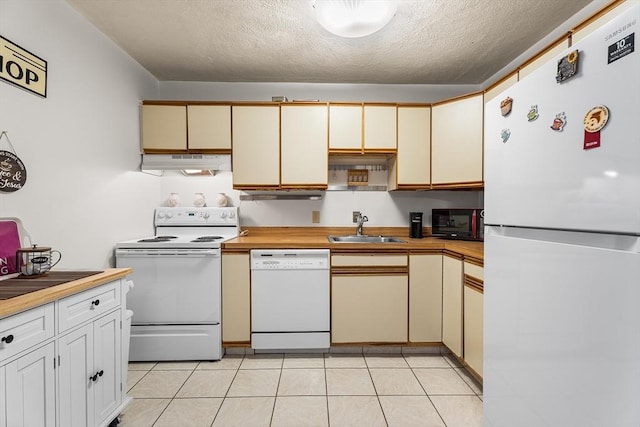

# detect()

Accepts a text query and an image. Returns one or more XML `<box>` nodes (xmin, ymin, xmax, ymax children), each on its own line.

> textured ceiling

<box><xmin>65</xmin><ymin>0</ymin><xmax>596</xmax><ymax>84</ymax></box>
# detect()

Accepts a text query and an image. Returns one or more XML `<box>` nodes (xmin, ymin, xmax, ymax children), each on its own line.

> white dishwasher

<box><xmin>251</xmin><ymin>249</ymin><xmax>330</xmax><ymax>350</ymax></box>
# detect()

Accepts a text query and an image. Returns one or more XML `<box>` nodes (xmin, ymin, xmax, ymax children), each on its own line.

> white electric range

<box><xmin>115</xmin><ymin>206</ymin><xmax>240</xmax><ymax>361</ymax></box>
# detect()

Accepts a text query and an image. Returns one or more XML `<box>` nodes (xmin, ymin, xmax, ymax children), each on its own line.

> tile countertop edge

<box><xmin>0</xmin><ymin>268</ymin><xmax>133</xmax><ymax>318</ymax></box>
<box><xmin>222</xmin><ymin>227</ymin><xmax>484</xmax><ymax>262</ymax></box>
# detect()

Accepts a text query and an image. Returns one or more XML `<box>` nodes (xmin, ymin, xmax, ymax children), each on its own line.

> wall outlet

<box><xmin>312</xmin><ymin>210</ymin><xmax>320</xmax><ymax>224</ymax></box>
<box><xmin>352</xmin><ymin>211</ymin><xmax>361</xmax><ymax>223</ymax></box>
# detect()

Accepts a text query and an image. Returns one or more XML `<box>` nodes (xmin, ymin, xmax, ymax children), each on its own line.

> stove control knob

<box><xmin>166</xmin><ymin>211</ymin><xmax>174</xmax><ymax>219</ymax></box>
<box><xmin>157</xmin><ymin>212</ymin><xmax>165</xmax><ymax>219</ymax></box>
<box><xmin>228</xmin><ymin>211</ymin><xmax>235</xmax><ymax>219</ymax></box>
<box><xmin>202</xmin><ymin>212</ymin><xmax>210</xmax><ymax>219</ymax></box>
<box><xmin>220</xmin><ymin>212</ymin><xmax>227</xmax><ymax>219</ymax></box>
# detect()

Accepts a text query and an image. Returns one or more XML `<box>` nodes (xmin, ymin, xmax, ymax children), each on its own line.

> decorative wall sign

<box><xmin>550</xmin><ymin>112</ymin><xmax>567</xmax><ymax>132</ymax></box>
<box><xmin>527</xmin><ymin>105</ymin><xmax>539</xmax><ymax>122</ymax></box>
<box><xmin>583</xmin><ymin>105</ymin><xmax>609</xmax><ymax>150</ymax></box>
<box><xmin>556</xmin><ymin>50</ymin><xmax>579</xmax><ymax>83</ymax></box>
<box><xmin>501</xmin><ymin>128</ymin><xmax>511</xmax><ymax>143</ymax></box>
<box><xmin>0</xmin><ymin>131</ymin><xmax>27</xmax><ymax>192</ymax></box>
<box><xmin>608</xmin><ymin>33</ymin><xmax>634</xmax><ymax>64</ymax></box>
<box><xmin>500</xmin><ymin>97</ymin><xmax>513</xmax><ymax>116</ymax></box>
<box><xmin>0</xmin><ymin>35</ymin><xmax>47</xmax><ymax>97</ymax></box>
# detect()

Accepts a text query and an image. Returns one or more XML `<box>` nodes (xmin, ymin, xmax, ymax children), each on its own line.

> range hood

<box><xmin>141</xmin><ymin>154</ymin><xmax>231</xmax><ymax>172</ymax></box>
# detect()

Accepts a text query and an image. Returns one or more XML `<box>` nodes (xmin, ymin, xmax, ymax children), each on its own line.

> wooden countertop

<box><xmin>0</xmin><ymin>268</ymin><xmax>132</xmax><ymax>318</ymax></box>
<box><xmin>222</xmin><ymin>227</ymin><xmax>484</xmax><ymax>263</ymax></box>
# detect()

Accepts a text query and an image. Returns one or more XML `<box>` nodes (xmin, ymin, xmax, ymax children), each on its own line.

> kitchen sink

<box><xmin>327</xmin><ymin>235</ymin><xmax>406</xmax><ymax>243</ymax></box>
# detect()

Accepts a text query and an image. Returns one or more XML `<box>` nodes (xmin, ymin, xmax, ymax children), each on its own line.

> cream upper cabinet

<box><xmin>363</xmin><ymin>104</ymin><xmax>397</xmax><ymax>151</ymax></box>
<box><xmin>222</xmin><ymin>252</ymin><xmax>251</xmax><ymax>343</ymax></box>
<box><xmin>141</xmin><ymin>104</ymin><xmax>187</xmax><ymax>152</ymax></box>
<box><xmin>329</xmin><ymin>104</ymin><xmax>362</xmax><ymax>151</ymax></box>
<box><xmin>280</xmin><ymin>104</ymin><xmax>328</xmax><ymax>188</ymax></box>
<box><xmin>187</xmin><ymin>105</ymin><xmax>231</xmax><ymax>151</ymax></box>
<box><xmin>232</xmin><ymin>105</ymin><xmax>280</xmax><ymax>189</ymax></box>
<box><xmin>442</xmin><ymin>254</ymin><xmax>463</xmax><ymax>358</ymax></box>
<box><xmin>431</xmin><ymin>93</ymin><xmax>484</xmax><ymax>188</ymax></box>
<box><xmin>409</xmin><ymin>253</ymin><xmax>442</xmax><ymax>343</ymax></box>
<box><xmin>395</xmin><ymin>105</ymin><xmax>431</xmax><ymax>188</ymax></box>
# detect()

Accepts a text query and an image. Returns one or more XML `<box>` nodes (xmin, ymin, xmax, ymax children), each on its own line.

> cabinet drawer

<box><xmin>464</xmin><ymin>262</ymin><xmax>483</xmax><ymax>280</ymax></box>
<box><xmin>58</xmin><ymin>282</ymin><xmax>120</xmax><ymax>333</ymax></box>
<box><xmin>332</xmin><ymin>254</ymin><xmax>407</xmax><ymax>267</ymax></box>
<box><xmin>0</xmin><ymin>303</ymin><xmax>54</xmax><ymax>363</ymax></box>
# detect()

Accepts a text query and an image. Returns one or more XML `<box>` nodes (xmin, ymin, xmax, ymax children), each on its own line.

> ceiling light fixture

<box><xmin>313</xmin><ymin>0</ymin><xmax>398</xmax><ymax>38</ymax></box>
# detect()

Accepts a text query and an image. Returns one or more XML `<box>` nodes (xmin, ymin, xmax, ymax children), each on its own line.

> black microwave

<box><xmin>431</xmin><ymin>209</ymin><xmax>484</xmax><ymax>241</ymax></box>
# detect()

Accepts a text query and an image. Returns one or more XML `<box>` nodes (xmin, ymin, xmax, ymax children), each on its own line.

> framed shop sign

<box><xmin>0</xmin><ymin>35</ymin><xmax>47</xmax><ymax>97</ymax></box>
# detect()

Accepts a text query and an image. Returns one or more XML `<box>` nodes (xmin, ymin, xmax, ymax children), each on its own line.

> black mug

<box><xmin>409</xmin><ymin>212</ymin><xmax>423</xmax><ymax>238</ymax></box>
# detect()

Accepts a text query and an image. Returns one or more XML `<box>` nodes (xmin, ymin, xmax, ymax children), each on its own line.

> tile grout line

<box><xmin>404</xmin><ymin>354</ymin><xmax>450</xmax><ymax>427</ymax></box>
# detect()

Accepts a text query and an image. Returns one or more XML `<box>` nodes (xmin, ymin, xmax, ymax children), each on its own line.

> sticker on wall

<box><xmin>583</xmin><ymin>105</ymin><xmax>609</xmax><ymax>150</ymax></box>
<box><xmin>527</xmin><ymin>105</ymin><xmax>539</xmax><ymax>122</ymax></box>
<box><xmin>501</xmin><ymin>128</ymin><xmax>511</xmax><ymax>143</ymax></box>
<box><xmin>0</xmin><ymin>131</ymin><xmax>27</xmax><ymax>192</ymax></box>
<box><xmin>556</xmin><ymin>50</ymin><xmax>579</xmax><ymax>83</ymax></box>
<box><xmin>500</xmin><ymin>97</ymin><xmax>513</xmax><ymax>116</ymax></box>
<box><xmin>550</xmin><ymin>112</ymin><xmax>567</xmax><ymax>132</ymax></box>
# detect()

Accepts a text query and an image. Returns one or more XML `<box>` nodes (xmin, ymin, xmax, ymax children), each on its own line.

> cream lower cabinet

<box><xmin>442</xmin><ymin>254</ymin><xmax>463</xmax><ymax>357</ymax></box>
<box><xmin>463</xmin><ymin>262</ymin><xmax>484</xmax><ymax>379</ymax></box>
<box><xmin>431</xmin><ymin>92</ymin><xmax>484</xmax><ymax>189</ymax></box>
<box><xmin>222</xmin><ymin>252</ymin><xmax>251</xmax><ymax>344</ymax></box>
<box><xmin>2</xmin><ymin>342</ymin><xmax>56</xmax><ymax>427</ymax></box>
<box><xmin>280</xmin><ymin>104</ymin><xmax>328</xmax><ymax>188</ymax></box>
<box><xmin>331</xmin><ymin>253</ymin><xmax>408</xmax><ymax>344</ymax></box>
<box><xmin>409</xmin><ymin>253</ymin><xmax>442</xmax><ymax>343</ymax></box>
<box><xmin>232</xmin><ymin>105</ymin><xmax>280</xmax><ymax>189</ymax></box>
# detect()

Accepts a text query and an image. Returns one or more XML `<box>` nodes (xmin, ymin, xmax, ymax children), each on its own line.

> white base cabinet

<box><xmin>3</xmin><ymin>342</ymin><xmax>56</xmax><ymax>427</ymax></box>
<box><xmin>0</xmin><ymin>277</ymin><xmax>131</xmax><ymax>427</ymax></box>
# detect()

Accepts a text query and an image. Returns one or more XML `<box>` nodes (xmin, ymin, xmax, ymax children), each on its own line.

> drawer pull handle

<box><xmin>90</xmin><ymin>370</ymin><xmax>104</xmax><ymax>382</ymax></box>
<box><xmin>91</xmin><ymin>299</ymin><xmax>100</xmax><ymax>307</ymax></box>
<box><xmin>1</xmin><ymin>334</ymin><xmax>14</xmax><ymax>344</ymax></box>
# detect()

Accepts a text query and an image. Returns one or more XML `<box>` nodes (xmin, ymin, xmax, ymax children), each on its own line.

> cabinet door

<box><xmin>397</xmin><ymin>106</ymin><xmax>431</xmax><ymax>186</ymax></box>
<box><xmin>222</xmin><ymin>253</ymin><xmax>251</xmax><ymax>343</ymax></box>
<box><xmin>431</xmin><ymin>93</ymin><xmax>483</xmax><ymax>187</ymax></box>
<box><xmin>93</xmin><ymin>310</ymin><xmax>122</xmax><ymax>426</ymax></box>
<box><xmin>141</xmin><ymin>105</ymin><xmax>187</xmax><ymax>152</ymax></box>
<box><xmin>332</xmin><ymin>274</ymin><xmax>408</xmax><ymax>343</ymax></box>
<box><xmin>281</xmin><ymin>104</ymin><xmax>328</xmax><ymax>187</ymax></box>
<box><xmin>187</xmin><ymin>105</ymin><xmax>231</xmax><ymax>151</ymax></box>
<box><xmin>58</xmin><ymin>323</ymin><xmax>93</xmax><ymax>427</ymax></box>
<box><xmin>5</xmin><ymin>342</ymin><xmax>55</xmax><ymax>427</ymax></box>
<box><xmin>232</xmin><ymin>105</ymin><xmax>280</xmax><ymax>188</ymax></box>
<box><xmin>442</xmin><ymin>255</ymin><xmax>463</xmax><ymax>357</ymax></box>
<box><xmin>329</xmin><ymin>104</ymin><xmax>362</xmax><ymax>151</ymax></box>
<box><xmin>409</xmin><ymin>254</ymin><xmax>442</xmax><ymax>342</ymax></box>
<box><xmin>464</xmin><ymin>283</ymin><xmax>483</xmax><ymax>378</ymax></box>
<box><xmin>363</xmin><ymin>104</ymin><xmax>396</xmax><ymax>150</ymax></box>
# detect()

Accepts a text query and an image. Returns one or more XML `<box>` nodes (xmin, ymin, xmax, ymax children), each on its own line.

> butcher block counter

<box><xmin>0</xmin><ymin>268</ymin><xmax>132</xmax><ymax>318</ymax></box>
<box><xmin>222</xmin><ymin>227</ymin><xmax>484</xmax><ymax>263</ymax></box>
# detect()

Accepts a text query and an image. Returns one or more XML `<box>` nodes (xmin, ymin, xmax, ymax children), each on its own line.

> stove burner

<box><xmin>138</xmin><ymin>236</ymin><xmax>178</xmax><ymax>243</ymax></box>
<box><xmin>191</xmin><ymin>236</ymin><xmax>224</xmax><ymax>243</ymax></box>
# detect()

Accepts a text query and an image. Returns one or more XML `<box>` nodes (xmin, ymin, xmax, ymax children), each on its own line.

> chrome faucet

<box><xmin>356</xmin><ymin>213</ymin><xmax>368</xmax><ymax>236</ymax></box>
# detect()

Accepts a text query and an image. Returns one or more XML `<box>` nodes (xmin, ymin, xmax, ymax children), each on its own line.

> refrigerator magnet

<box><xmin>556</xmin><ymin>50</ymin><xmax>579</xmax><ymax>83</ymax></box>
<box><xmin>500</xmin><ymin>97</ymin><xmax>513</xmax><ymax>116</ymax></box>
<box><xmin>583</xmin><ymin>105</ymin><xmax>609</xmax><ymax>150</ymax></box>
<box><xmin>527</xmin><ymin>105</ymin><xmax>539</xmax><ymax>122</ymax></box>
<box><xmin>501</xmin><ymin>128</ymin><xmax>511</xmax><ymax>143</ymax></box>
<box><xmin>550</xmin><ymin>112</ymin><xmax>567</xmax><ymax>132</ymax></box>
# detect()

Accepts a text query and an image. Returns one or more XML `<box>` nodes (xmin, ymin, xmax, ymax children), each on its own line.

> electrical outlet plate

<box><xmin>312</xmin><ymin>211</ymin><xmax>320</xmax><ymax>223</ymax></box>
<box><xmin>352</xmin><ymin>211</ymin><xmax>361</xmax><ymax>223</ymax></box>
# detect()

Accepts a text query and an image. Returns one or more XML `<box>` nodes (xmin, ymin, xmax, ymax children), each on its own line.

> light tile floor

<box><xmin>120</xmin><ymin>352</ymin><xmax>482</xmax><ymax>427</ymax></box>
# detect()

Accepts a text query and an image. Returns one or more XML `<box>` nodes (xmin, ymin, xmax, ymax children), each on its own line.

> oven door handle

<box><xmin>115</xmin><ymin>249</ymin><xmax>220</xmax><ymax>257</ymax></box>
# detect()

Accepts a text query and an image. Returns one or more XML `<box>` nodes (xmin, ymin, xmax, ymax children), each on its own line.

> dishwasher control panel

<box><xmin>250</xmin><ymin>249</ymin><xmax>330</xmax><ymax>270</ymax></box>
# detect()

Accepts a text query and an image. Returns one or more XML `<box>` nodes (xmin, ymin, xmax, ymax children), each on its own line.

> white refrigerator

<box><xmin>484</xmin><ymin>3</ymin><xmax>640</xmax><ymax>426</ymax></box>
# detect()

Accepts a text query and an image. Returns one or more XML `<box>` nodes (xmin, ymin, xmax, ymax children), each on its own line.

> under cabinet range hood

<box><xmin>140</xmin><ymin>154</ymin><xmax>231</xmax><ymax>173</ymax></box>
